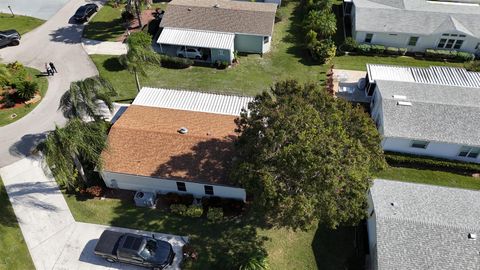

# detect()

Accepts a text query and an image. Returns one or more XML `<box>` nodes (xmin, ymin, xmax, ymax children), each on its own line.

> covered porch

<box><xmin>157</xmin><ymin>27</ymin><xmax>235</xmax><ymax>64</ymax></box>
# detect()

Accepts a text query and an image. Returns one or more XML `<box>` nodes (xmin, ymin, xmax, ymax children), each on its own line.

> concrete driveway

<box><xmin>0</xmin><ymin>156</ymin><xmax>186</xmax><ymax>270</ymax></box>
<box><xmin>0</xmin><ymin>0</ymin><xmax>100</xmax><ymax>168</ymax></box>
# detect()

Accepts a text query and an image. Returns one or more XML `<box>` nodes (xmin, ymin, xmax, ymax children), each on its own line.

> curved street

<box><xmin>0</xmin><ymin>0</ymin><xmax>99</xmax><ymax>167</ymax></box>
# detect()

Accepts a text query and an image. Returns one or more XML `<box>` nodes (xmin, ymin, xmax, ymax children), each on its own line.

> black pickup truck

<box><xmin>94</xmin><ymin>230</ymin><xmax>175</xmax><ymax>270</ymax></box>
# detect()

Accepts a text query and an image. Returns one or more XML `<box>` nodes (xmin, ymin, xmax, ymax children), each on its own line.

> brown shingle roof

<box><xmin>160</xmin><ymin>0</ymin><xmax>277</xmax><ymax>36</ymax></box>
<box><xmin>102</xmin><ymin>105</ymin><xmax>239</xmax><ymax>186</ymax></box>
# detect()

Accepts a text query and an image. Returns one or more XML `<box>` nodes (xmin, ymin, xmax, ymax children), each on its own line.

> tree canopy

<box><xmin>231</xmin><ymin>80</ymin><xmax>386</xmax><ymax>230</ymax></box>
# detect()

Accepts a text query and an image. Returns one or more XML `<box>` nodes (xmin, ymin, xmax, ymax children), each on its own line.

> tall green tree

<box><xmin>59</xmin><ymin>76</ymin><xmax>117</xmax><ymax>121</ymax></box>
<box><xmin>39</xmin><ymin>119</ymin><xmax>109</xmax><ymax>189</ymax></box>
<box><xmin>231</xmin><ymin>81</ymin><xmax>386</xmax><ymax>230</ymax></box>
<box><xmin>119</xmin><ymin>31</ymin><xmax>161</xmax><ymax>92</ymax></box>
<box><xmin>303</xmin><ymin>9</ymin><xmax>337</xmax><ymax>38</ymax></box>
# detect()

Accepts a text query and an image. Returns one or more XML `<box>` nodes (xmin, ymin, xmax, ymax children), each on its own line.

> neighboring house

<box><xmin>367</xmin><ymin>179</ymin><xmax>480</xmax><ymax>270</ymax></box>
<box><xmin>344</xmin><ymin>0</ymin><xmax>480</xmax><ymax>55</ymax></box>
<box><xmin>157</xmin><ymin>0</ymin><xmax>277</xmax><ymax>63</ymax></box>
<box><xmin>101</xmin><ymin>87</ymin><xmax>254</xmax><ymax>201</ymax></box>
<box><xmin>366</xmin><ymin>64</ymin><xmax>480</xmax><ymax>163</ymax></box>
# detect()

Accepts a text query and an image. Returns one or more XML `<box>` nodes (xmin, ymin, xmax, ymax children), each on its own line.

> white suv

<box><xmin>176</xmin><ymin>47</ymin><xmax>203</xmax><ymax>59</ymax></box>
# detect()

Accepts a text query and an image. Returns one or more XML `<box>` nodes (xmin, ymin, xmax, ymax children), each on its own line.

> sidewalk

<box><xmin>82</xmin><ymin>38</ymin><xmax>128</xmax><ymax>55</ymax></box>
<box><xmin>0</xmin><ymin>156</ymin><xmax>185</xmax><ymax>270</ymax></box>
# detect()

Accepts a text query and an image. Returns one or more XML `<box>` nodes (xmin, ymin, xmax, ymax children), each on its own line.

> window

<box><xmin>218</xmin><ymin>50</ymin><xmax>224</xmax><ymax>55</ymax></box>
<box><xmin>450</xmin><ymin>34</ymin><xmax>458</xmax><ymax>37</ymax></box>
<box><xmin>445</xmin><ymin>39</ymin><xmax>455</xmax><ymax>49</ymax></box>
<box><xmin>389</xmin><ymin>33</ymin><xmax>398</xmax><ymax>36</ymax></box>
<box><xmin>263</xmin><ymin>36</ymin><xmax>269</xmax><ymax>44</ymax></box>
<box><xmin>453</xmin><ymin>40</ymin><xmax>464</xmax><ymax>49</ymax></box>
<box><xmin>204</xmin><ymin>185</ymin><xmax>214</xmax><ymax>195</ymax></box>
<box><xmin>176</xmin><ymin>182</ymin><xmax>186</xmax><ymax>192</ymax></box>
<box><xmin>411</xmin><ymin>140</ymin><xmax>429</xmax><ymax>149</ymax></box>
<box><xmin>408</xmin><ymin>36</ymin><xmax>419</xmax><ymax>46</ymax></box>
<box><xmin>442</xmin><ymin>33</ymin><xmax>449</xmax><ymax>36</ymax></box>
<box><xmin>364</xmin><ymin>33</ymin><xmax>373</xmax><ymax>43</ymax></box>
<box><xmin>437</xmin><ymin>39</ymin><xmax>447</xmax><ymax>48</ymax></box>
<box><xmin>459</xmin><ymin>34</ymin><xmax>466</xmax><ymax>37</ymax></box>
<box><xmin>458</xmin><ymin>146</ymin><xmax>480</xmax><ymax>159</ymax></box>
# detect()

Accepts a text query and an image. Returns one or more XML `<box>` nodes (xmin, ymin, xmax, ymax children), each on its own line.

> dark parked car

<box><xmin>73</xmin><ymin>3</ymin><xmax>98</xmax><ymax>22</ymax></box>
<box><xmin>94</xmin><ymin>230</ymin><xmax>175</xmax><ymax>270</ymax></box>
<box><xmin>0</xmin><ymin>30</ymin><xmax>21</xmax><ymax>47</ymax></box>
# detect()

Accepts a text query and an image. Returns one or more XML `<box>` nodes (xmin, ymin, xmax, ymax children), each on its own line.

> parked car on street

<box><xmin>176</xmin><ymin>47</ymin><xmax>203</xmax><ymax>59</ymax></box>
<box><xmin>94</xmin><ymin>230</ymin><xmax>175</xmax><ymax>270</ymax></box>
<box><xmin>73</xmin><ymin>3</ymin><xmax>98</xmax><ymax>22</ymax></box>
<box><xmin>0</xmin><ymin>30</ymin><xmax>21</xmax><ymax>47</ymax></box>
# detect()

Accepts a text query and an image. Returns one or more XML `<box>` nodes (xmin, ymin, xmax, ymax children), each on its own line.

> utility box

<box><xmin>134</xmin><ymin>191</ymin><xmax>156</xmax><ymax>208</ymax></box>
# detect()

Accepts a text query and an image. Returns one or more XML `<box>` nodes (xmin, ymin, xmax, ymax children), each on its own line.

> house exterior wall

<box><xmin>382</xmin><ymin>137</ymin><xmax>480</xmax><ymax>163</ymax></box>
<box><xmin>211</xmin><ymin>48</ymin><xmax>233</xmax><ymax>63</ymax></box>
<box><xmin>354</xmin><ymin>29</ymin><xmax>480</xmax><ymax>54</ymax></box>
<box><xmin>234</xmin><ymin>34</ymin><xmax>264</xmax><ymax>54</ymax></box>
<box><xmin>102</xmin><ymin>171</ymin><xmax>247</xmax><ymax>201</ymax></box>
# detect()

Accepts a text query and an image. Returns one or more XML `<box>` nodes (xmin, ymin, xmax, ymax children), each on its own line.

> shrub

<box><xmin>314</xmin><ymin>39</ymin><xmax>336</xmax><ymax>64</ymax></box>
<box><xmin>385</xmin><ymin>151</ymin><xmax>480</xmax><ymax>175</ymax></box>
<box><xmin>341</xmin><ymin>37</ymin><xmax>357</xmax><ymax>52</ymax></box>
<box><xmin>160</xmin><ymin>55</ymin><xmax>193</xmax><ymax>69</ymax></box>
<box><xmin>385</xmin><ymin>47</ymin><xmax>399</xmax><ymax>55</ymax></box>
<box><xmin>6</xmin><ymin>61</ymin><xmax>24</xmax><ymax>70</ymax></box>
<box><xmin>356</xmin><ymin>44</ymin><xmax>371</xmax><ymax>54</ymax></box>
<box><xmin>398</xmin><ymin>48</ymin><xmax>407</xmax><ymax>56</ymax></box>
<box><xmin>170</xmin><ymin>204</ymin><xmax>188</xmax><ymax>215</ymax></box>
<box><xmin>465</xmin><ymin>60</ymin><xmax>480</xmax><ymax>72</ymax></box>
<box><xmin>2</xmin><ymin>98</ymin><xmax>15</xmax><ymax>108</ymax></box>
<box><xmin>16</xmin><ymin>80</ymin><xmax>38</xmax><ymax>100</ymax></box>
<box><xmin>456</xmin><ymin>51</ymin><xmax>475</xmax><ymax>62</ymax></box>
<box><xmin>207</xmin><ymin>207</ymin><xmax>224</xmax><ymax>222</ymax></box>
<box><xmin>163</xmin><ymin>192</ymin><xmax>194</xmax><ymax>205</ymax></box>
<box><xmin>215</xmin><ymin>60</ymin><xmax>229</xmax><ymax>69</ymax></box>
<box><xmin>121</xmin><ymin>10</ymin><xmax>135</xmax><ymax>21</ymax></box>
<box><xmin>126</xmin><ymin>31</ymin><xmax>152</xmax><ymax>49</ymax></box>
<box><xmin>370</xmin><ymin>45</ymin><xmax>385</xmax><ymax>54</ymax></box>
<box><xmin>84</xmin><ymin>185</ymin><xmax>104</xmax><ymax>197</ymax></box>
<box><xmin>202</xmin><ymin>196</ymin><xmax>222</xmax><ymax>208</ymax></box>
<box><xmin>185</xmin><ymin>205</ymin><xmax>203</xmax><ymax>218</ymax></box>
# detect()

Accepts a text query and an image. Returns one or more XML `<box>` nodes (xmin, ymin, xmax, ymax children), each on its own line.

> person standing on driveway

<box><xmin>45</xmin><ymin>63</ymin><xmax>53</xmax><ymax>76</ymax></box>
<box><xmin>49</xmin><ymin>62</ymin><xmax>58</xmax><ymax>73</ymax></box>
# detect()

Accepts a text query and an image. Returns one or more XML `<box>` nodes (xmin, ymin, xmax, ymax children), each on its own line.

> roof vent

<box><xmin>187</xmin><ymin>7</ymin><xmax>192</xmax><ymax>11</ymax></box>
<box><xmin>392</xmin><ymin>95</ymin><xmax>407</xmax><ymax>100</ymax></box>
<box><xmin>178</xmin><ymin>127</ymin><xmax>189</xmax><ymax>134</ymax></box>
<box><xmin>390</xmin><ymin>202</ymin><xmax>396</xmax><ymax>207</ymax></box>
<box><xmin>468</xmin><ymin>233</ymin><xmax>477</xmax><ymax>240</ymax></box>
<box><xmin>213</xmin><ymin>4</ymin><xmax>220</xmax><ymax>8</ymax></box>
<box><xmin>397</xmin><ymin>101</ymin><xmax>412</xmax><ymax>106</ymax></box>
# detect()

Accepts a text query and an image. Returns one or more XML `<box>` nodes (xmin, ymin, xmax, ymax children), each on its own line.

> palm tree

<box><xmin>0</xmin><ymin>65</ymin><xmax>11</xmax><ymax>84</ymax></box>
<box><xmin>39</xmin><ymin>119</ymin><xmax>109</xmax><ymax>189</ymax></box>
<box><xmin>119</xmin><ymin>40</ymin><xmax>161</xmax><ymax>92</ymax></box>
<box><xmin>59</xmin><ymin>76</ymin><xmax>117</xmax><ymax>121</ymax></box>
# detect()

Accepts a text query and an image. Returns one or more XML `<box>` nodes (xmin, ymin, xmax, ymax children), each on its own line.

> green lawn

<box><xmin>0</xmin><ymin>13</ymin><xmax>44</xmax><ymax>35</ymax></box>
<box><xmin>83</xmin><ymin>5</ymin><xmax>125</xmax><ymax>41</ymax></box>
<box><xmin>333</xmin><ymin>55</ymin><xmax>465</xmax><ymax>71</ymax></box>
<box><xmin>91</xmin><ymin>3</ymin><xmax>325</xmax><ymax>101</ymax></box>
<box><xmin>63</xmin><ymin>191</ymin><xmax>363</xmax><ymax>269</ymax></box>
<box><xmin>0</xmin><ymin>67</ymin><xmax>48</xmax><ymax>127</ymax></box>
<box><xmin>0</xmin><ymin>177</ymin><xmax>35</xmax><ymax>270</ymax></box>
<box><xmin>376</xmin><ymin>167</ymin><xmax>480</xmax><ymax>190</ymax></box>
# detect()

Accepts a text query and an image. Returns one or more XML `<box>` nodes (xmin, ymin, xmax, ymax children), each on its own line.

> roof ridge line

<box><xmin>377</xmin><ymin>214</ymin><xmax>480</xmax><ymax>231</ymax></box>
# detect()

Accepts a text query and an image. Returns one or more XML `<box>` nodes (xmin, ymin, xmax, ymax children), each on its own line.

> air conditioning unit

<box><xmin>134</xmin><ymin>191</ymin><xmax>156</xmax><ymax>208</ymax></box>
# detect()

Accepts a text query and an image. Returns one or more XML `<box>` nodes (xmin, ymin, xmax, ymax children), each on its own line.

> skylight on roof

<box><xmin>392</xmin><ymin>95</ymin><xmax>407</xmax><ymax>100</ymax></box>
<box><xmin>397</xmin><ymin>101</ymin><xmax>412</xmax><ymax>106</ymax></box>
<box><xmin>427</xmin><ymin>0</ymin><xmax>480</xmax><ymax>6</ymax></box>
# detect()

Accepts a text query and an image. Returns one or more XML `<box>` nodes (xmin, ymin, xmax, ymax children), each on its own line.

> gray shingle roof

<box><xmin>353</xmin><ymin>0</ymin><xmax>480</xmax><ymax>36</ymax></box>
<box><xmin>371</xmin><ymin>179</ymin><xmax>480</xmax><ymax>270</ymax></box>
<box><xmin>160</xmin><ymin>0</ymin><xmax>277</xmax><ymax>36</ymax></box>
<box><xmin>376</xmin><ymin>80</ymin><xmax>480</xmax><ymax>146</ymax></box>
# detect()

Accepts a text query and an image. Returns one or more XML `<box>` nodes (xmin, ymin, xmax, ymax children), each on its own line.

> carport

<box><xmin>157</xmin><ymin>27</ymin><xmax>234</xmax><ymax>63</ymax></box>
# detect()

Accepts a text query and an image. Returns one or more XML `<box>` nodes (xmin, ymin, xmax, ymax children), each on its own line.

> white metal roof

<box><xmin>367</xmin><ymin>64</ymin><xmax>480</xmax><ymax>88</ymax></box>
<box><xmin>132</xmin><ymin>87</ymin><xmax>254</xmax><ymax>116</ymax></box>
<box><xmin>157</xmin><ymin>27</ymin><xmax>235</xmax><ymax>50</ymax></box>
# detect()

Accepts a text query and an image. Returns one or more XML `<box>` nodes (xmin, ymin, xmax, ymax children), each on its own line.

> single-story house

<box><xmin>157</xmin><ymin>0</ymin><xmax>277</xmax><ymax>63</ymax></box>
<box><xmin>366</xmin><ymin>64</ymin><xmax>480</xmax><ymax>163</ymax></box>
<box><xmin>344</xmin><ymin>0</ymin><xmax>480</xmax><ymax>55</ymax></box>
<box><xmin>101</xmin><ymin>87</ymin><xmax>254</xmax><ymax>201</ymax></box>
<box><xmin>367</xmin><ymin>179</ymin><xmax>480</xmax><ymax>270</ymax></box>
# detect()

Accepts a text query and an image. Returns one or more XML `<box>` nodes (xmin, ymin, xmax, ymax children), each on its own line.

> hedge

<box><xmin>160</xmin><ymin>55</ymin><xmax>194</xmax><ymax>69</ymax></box>
<box><xmin>425</xmin><ymin>49</ymin><xmax>475</xmax><ymax>62</ymax></box>
<box><xmin>344</xmin><ymin>42</ymin><xmax>407</xmax><ymax>56</ymax></box>
<box><xmin>385</xmin><ymin>151</ymin><xmax>480</xmax><ymax>175</ymax></box>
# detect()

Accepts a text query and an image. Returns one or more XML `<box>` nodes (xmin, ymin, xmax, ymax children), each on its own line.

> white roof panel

<box><xmin>157</xmin><ymin>27</ymin><xmax>235</xmax><ymax>50</ymax></box>
<box><xmin>132</xmin><ymin>87</ymin><xmax>254</xmax><ymax>116</ymax></box>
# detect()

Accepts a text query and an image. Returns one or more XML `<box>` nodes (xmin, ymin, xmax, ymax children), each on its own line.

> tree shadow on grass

<box><xmin>0</xmin><ymin>180</ymin><xmax>21</xmax><ymax>228</ymax></box>
<box><xmin>83</xmin><ymin>19</ymin><xmax>126</xmax><ymax>41</ymax></box>
<box><xmin>312</xmin><ymin>223</ymin><xmax>367</xmax><ymax>270</ymax></box>
<box><xmin>103</xmin><ymin>56</ymin><xmax>125</xmax><ymax>72</ymax></box>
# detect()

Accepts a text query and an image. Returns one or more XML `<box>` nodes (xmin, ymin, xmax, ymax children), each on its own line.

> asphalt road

<box><xmin>0</xmin><ymin>0</ymin><xmax>99</xmax><ymax>167</ymax></box>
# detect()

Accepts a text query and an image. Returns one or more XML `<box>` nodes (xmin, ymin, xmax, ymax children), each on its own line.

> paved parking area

<box><xmin>0</xmin><ymin>156</ymin><xmax>186</xmax><ymax>270</ymax></box>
